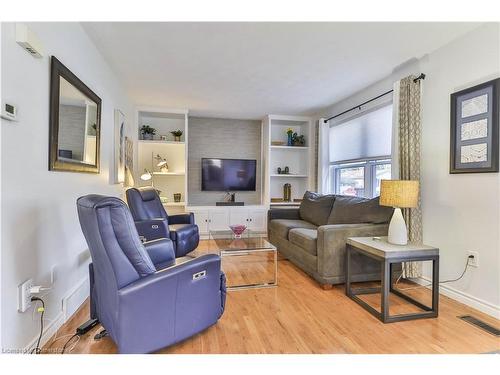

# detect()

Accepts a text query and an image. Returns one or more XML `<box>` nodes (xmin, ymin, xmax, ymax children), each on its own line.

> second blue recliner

<box><xmin>126</xmin><ymin>187</ymin><xmax>199</xmax><ymax>257</ymax></box>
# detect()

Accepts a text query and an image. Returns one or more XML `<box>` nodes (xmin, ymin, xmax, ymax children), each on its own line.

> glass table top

<box><xmin>209</xmin><ymin>229</ymin><xmax>276</xmax><ymax>252</ymax></box>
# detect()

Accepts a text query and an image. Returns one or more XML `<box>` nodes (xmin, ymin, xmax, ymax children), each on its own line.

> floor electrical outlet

<box><xmin>18</xmin><ymin>278</ymin><xmax>33</xmax><ymax>312</ymax></box>
<box><xmin>467</xmin><ymin>251</ymin><xmax>479</xmax><ymax>268</ymax></box>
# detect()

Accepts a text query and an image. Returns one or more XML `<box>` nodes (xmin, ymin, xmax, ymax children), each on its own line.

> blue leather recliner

<box><xmin>126</xmin><ymin>187</ymin><xmax>199</xmax><ymax>258</ymax></box>
<box><xmin>77</xmin><ymin>194</ymin><xmax>226</xmax><ymax>354</ymax></box>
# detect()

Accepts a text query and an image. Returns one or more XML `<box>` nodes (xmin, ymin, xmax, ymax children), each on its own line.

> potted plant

<box><xmin>140</xmin><ymin>125</ymin><xmax>156</xmax><ymax>140</ymax></box>
<box><xmin>170</xmin><ymin>129</ymin><xmax>183</xmax><ymax>142</ymax></box>
<box><xmin>292</xmin><ymin>133</ymin><xmax>305</xmax><ymax>147</ymax></box>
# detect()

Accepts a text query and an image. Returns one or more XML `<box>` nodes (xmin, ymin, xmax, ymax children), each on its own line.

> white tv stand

<box><xmin>187</xmin><ymin>205</ymin><xmax>268</xmax><ymax>238</ymax></box>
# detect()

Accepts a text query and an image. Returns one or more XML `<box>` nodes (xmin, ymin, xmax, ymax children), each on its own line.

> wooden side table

<box><xmin>346</xmin><ymin>236</ymin><xmax>439</xmax><ymax>323</ymax></box>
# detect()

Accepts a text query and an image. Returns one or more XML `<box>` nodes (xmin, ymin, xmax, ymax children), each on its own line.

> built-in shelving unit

<box><xmin>262</xmin><ymin>115</ymin><xmax>314</xmax><ymax>207</ymax></box>
<box><xmin>270</xmin><ymin>145</ymin><xmax>309</xmax><ymax>150</ymax></box>
<box><xmin>136</xmin><ymin>107</ymin><xmax>188</xmax><ymax>214</ymax></box>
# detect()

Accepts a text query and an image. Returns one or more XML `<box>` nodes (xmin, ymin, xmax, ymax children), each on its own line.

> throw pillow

<box><xmin>327</xmin><ymin>195</ymin><xmax>394</xmax><ymax>225</ymax></box>
<box><xmin>299</xmin><ymin>191</ymin><xmax>336</xmax><ymax>226</ymax></box>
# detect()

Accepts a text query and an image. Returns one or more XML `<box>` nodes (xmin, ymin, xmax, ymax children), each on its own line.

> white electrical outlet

<box><xmin>467</xmin><ymin>251</ymin><xmax>479</xmax><ymax>268</ymax></box>
<box><xmin>18</xmin><ymin>279</ymin><xmax>33</xmax><ymax>312</ymax></box>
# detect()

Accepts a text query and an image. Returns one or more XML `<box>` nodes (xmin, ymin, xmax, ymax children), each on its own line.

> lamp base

<box><xmin>388</xmin><ymin>207</ymin><xmax>408</xmax><ymax>245</ymax></box>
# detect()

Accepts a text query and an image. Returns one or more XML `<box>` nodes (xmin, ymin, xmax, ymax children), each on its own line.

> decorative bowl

<box><xmin>229</xmin><ymin>224</ymin><xmax>247</xmax><ymax>238</ymax></box>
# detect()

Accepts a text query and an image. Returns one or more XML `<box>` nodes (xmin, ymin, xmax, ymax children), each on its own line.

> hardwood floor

<box><xmin>43</xmin><ymin>240</ymin><xmax>500</xmax><ymax>354</ymax></box>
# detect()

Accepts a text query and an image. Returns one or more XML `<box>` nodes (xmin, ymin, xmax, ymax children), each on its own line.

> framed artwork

<box><xmin>450</xmin><ymin>78</ymin><xmax>499</xmax><ymax>174</ymax></box>
<box><xmin>124</xmin><ymin>136</ymin><xmax>134</xmax><ymax>187</ymax></box>
<box><xmin>114</xmin><ymin>109</ymin><xmax>125</xmax><ymax>183</ymax></box>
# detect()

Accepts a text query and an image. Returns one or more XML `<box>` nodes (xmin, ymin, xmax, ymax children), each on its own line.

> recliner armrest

<box><xmin>117</xmin><ymin>254</ymin><xmax>224</xmax><ymax>353</ymax></box>
<box><xmin>143</xmin><ymin>238</ymin><xmax>175</xmax><ymax>269</ymax></box>
<box><xmin>169</xmin><ymin>212</ymin><xmax>195</xmax><ymax>225</ymax></box>
<box><xmin>134</xmin><ymin>219</ymin><xmax>169</xmax><ymax>242</ymax></box>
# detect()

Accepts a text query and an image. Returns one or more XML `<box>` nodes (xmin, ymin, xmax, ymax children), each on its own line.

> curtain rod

<box><xmin>323</xmin><ymin>73</ymin><xmax>426</xmax><ymax>123</ymax></box>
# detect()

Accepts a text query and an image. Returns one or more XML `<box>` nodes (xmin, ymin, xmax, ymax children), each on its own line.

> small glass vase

<box><xmin>287</xmin><ymin>133</ymin><xmax>293</xmax><ymax>146</ymax></box>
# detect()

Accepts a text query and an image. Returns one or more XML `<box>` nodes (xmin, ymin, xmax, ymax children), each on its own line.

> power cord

<box><xmin>60</xmin><ymin>318</ymin><xmax>100</xmax><ymax>354</ymax></box>
<box><xmin>61</xmin><ymin>333</ymin><xmax>79</xmax><ymax>354</ymax></box>
<box><xmin>30</xmin><ymin>297</ymin><xmax>45</xmax><ymax>354</ymax></box>
<box><xmin>396</xmin><ymin>255</ymin><xmax>474</xmax><ymax>291</ymax></box>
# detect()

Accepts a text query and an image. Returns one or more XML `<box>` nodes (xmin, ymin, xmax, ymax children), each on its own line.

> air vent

<box><xmin>15</xmin><ymin>23</ymin><xmax>44</xmax><ymax>58</ymax></box>
<box><xmin>459</xmin><ymin>315</ymin><xmax>500</xmax><ymax>337</ymax></box>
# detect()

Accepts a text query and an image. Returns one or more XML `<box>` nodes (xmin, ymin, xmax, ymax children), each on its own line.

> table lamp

<box><xmin>379</xmin><ymin>180</ymin><xmax>419</xmax><ymax>245</ymax></box>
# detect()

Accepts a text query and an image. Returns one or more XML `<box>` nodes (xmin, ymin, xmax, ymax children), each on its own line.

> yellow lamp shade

<box><xmin>379</xmin><ymin>180</ymin><xmax>419</xmax><ymax>208</ymax></box>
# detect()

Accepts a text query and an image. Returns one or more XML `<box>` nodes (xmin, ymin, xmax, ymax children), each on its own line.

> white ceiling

<box><xmin>82</xmin><ymin>22</ymin><xmax>481</xmax><ymax>119</ymax></box>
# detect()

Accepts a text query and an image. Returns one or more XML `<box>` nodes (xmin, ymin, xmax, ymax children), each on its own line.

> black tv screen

<box><xmin>202</xmin><ymin>158</ymin><xmax>256</xmax><ymax>191</ymax></box>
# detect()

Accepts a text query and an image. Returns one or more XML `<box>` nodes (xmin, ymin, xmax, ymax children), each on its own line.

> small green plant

<box><xmin>140</xmin><ymin>125</ymin><xmax>156</xmax><ymax>135</ymax></box>
<box><xmin>292</xmin><ymin>133</ymin><xmax>305</xmax><ymax>146</ymax></box>
<box><xmin>170</xmin><ymin>129</ymin><xmax>183</xmax><ymax>137</ymax></box>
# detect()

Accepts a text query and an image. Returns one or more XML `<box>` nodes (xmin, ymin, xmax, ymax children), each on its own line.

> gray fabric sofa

<box><xmin>268</xmin><ymin>192</ymin><xmax>394</xmax><ymax>287</ymax></box>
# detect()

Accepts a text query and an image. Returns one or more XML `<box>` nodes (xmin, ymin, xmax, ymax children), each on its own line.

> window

<box><xmin>328</xmin><ymin>104</ymin><xmax>392</xmax><ymax>198</ymax></box>
<box><xmin>330</xmin><ymin>159</ymin><xmax>391</xmax><ymax>198</ymax></box>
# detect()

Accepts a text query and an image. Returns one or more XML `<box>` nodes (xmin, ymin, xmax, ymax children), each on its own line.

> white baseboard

<box><xmin>416</xmin><ymin>276</ymin><xmax>500</xmax><ymax>319</ymax></box>
<box><xmin>23</xmin><ymin>276</ymin><xmax>89</xmax><ymax>353</ymax></box>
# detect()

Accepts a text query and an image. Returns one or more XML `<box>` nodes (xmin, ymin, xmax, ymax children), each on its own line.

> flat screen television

<box><xmin>202</xmin><ymin>158</ymin><xmax>256</xmax><ymax>191</ymax></box>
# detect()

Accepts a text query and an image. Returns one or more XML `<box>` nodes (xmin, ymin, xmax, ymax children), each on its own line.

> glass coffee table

<box><xmin>209</xmin><ymin>229</ymin><xmax>277</xmax><ymax>290</ymax></box>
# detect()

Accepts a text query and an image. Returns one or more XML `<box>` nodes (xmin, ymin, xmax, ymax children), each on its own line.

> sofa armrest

<box><xmin>169</xmin><ymin>212</ymin><xmax>195</xmax><ymax>225</ymax></box>
<box><xmin>134</xmin><ymin>219</ymin><xmax>169</xmax><ymax>242</ymax></box>
<box><xmin>267</xmin><ymin>208</ymin><xmax>301</xmax><ymax>221</ymax></box>
<box><xmin>143</xmin><ymin>238</ymin><xmax>175</xmax><ymax>269</ymax></box>
<box><xmin>317</xmin><ymin>223</ymin><xmax>389</xmax><ymax>277</ymax></box>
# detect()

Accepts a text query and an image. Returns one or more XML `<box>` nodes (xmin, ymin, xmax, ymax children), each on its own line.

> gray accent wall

<box><xmin>188</xmin><ymin>117</ymin><xmax>262</xmax><ymax>205</ymax></box>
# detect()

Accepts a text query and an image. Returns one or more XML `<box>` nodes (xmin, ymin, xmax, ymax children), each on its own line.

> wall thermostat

<box><xmin>1</xmin><ymin>101</ymin><xmax>17</xmax><ymax>121</ymax></box>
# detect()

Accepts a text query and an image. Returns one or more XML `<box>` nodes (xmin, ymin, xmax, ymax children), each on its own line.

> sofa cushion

<box><xmin>299</xmin><ymin>191</ymin><xmax>336</xmax><ymax>226</ymax></box>
<box><xmin>327</xmin><ymin>195</ymin><xmax>394</xmax><ymax>225</ymax></box>
<box><xmin>288</xmin><ymin>228</ymin><xmax>318</xmax><ymax>256</ymax></box>
<box><xmin>268</xmin><ymin>219</ymin><xmax>317</xmax><ymax>240</ymax></box>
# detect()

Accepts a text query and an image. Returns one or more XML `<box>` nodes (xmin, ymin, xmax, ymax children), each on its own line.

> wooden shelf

<box><xmin>270</xmin><ymin>202</ymin><xmax>301</xmax><ymax>206</ymax></box>
<box><xmin>162</xmin><ymin>202</ymin><xmax>186</xmax><ymax>207</ymax></box>
<box><xmin>270</xmin><ymin>146</ymin><xmax>309</xmax><ymax>150</ymax></box>
<box><xmin>138</xmin><ymin>140</ymin><xmax>185</xmax><ymax>145</ymax></box>
<box><xmin>270</xmin><ymin>174</ymin><xmax>308</xmax><ymax>178</ymax></box>
<box><xmin>152</xmin><ymin>172</ymin><xmax>185</xmax><ymax>176</ymax></box>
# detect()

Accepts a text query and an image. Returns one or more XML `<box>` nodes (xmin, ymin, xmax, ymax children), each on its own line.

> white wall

<box><xmin>0</xmin><ymin>22</ymin><xmax>134</xmax><ymax>351</ymax></box>
<box><xmin>419</xmin><ymin>23</ymin><xmax>500</xmax><ymax>317</ymax></box>
<box><xmin>316</xmin><ymin>23</ymin><xmax>500</xmax><ymax>317</ymax></box>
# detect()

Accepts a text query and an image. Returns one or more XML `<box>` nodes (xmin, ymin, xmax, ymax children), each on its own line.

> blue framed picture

<box><xmin>450</xmin><ymin>78</ymin><xmax>499</xmax><ymax>174</ymax></box>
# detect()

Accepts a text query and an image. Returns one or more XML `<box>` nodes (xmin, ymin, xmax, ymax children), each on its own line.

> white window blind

<box><xmin>329</xmin><ymin>104</ymin><xmax>393</xmax><ymax>162</ymax></box>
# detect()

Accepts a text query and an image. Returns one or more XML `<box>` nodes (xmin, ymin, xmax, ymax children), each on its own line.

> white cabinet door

<box><xmin>229</xmin><ymin>209</ymin><xmax>249</xmax><ymax>226</ymax></box>
<box><xmin>208</xmin><ymin>210</ymin><xmax>230</xmax><ymax>231</ymax></box>
<box><xmin>192</xmin><ymin>211</ymin><xmax>209</xmax><ymax>234</ymax></box>
<box><xmin>248</xmin><ymin>209</ymin><xmax>267</xmax><ymax>231</ymax></box>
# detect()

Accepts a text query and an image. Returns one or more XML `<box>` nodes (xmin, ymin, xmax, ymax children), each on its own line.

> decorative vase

<box><xmin>229</xmin><ymin>224</ymin><xmax>247</xmax><ymax>239</ymax></box>
<box><xmin>287</xmin><ymin>133</ymin><xmax>293</xmax><ymax>146</ymax></box>
<box><xmin>283</xmin><ymin>183</ymin><xmax>291</xmax><ymax>202</ymax></box>
<box><xmin>173</xmin><ymin>193</ymin><xmax>181</xmax><ymax>203</ymax></box>
<box><xmin>174</xmin><ymin>136</ymin><xmax>181</xmax><ymax>142</ymax></box>
<box><xmin>143</xmin><ymin>133</ymin><xmax>153</xmax><ymax>141</ymax></box>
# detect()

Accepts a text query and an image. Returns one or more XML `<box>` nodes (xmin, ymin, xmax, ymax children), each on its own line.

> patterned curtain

<box><xmin>398</xmin><ymin>76</ymin><xmax>423</xmax><ymax>278</ymax></box>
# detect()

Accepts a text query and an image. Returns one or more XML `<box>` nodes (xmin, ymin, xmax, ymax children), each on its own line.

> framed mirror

<box><xmin>49</xmin><ymin>56</ymin><xmax>101</xmax><ymax>173</ymax></box>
